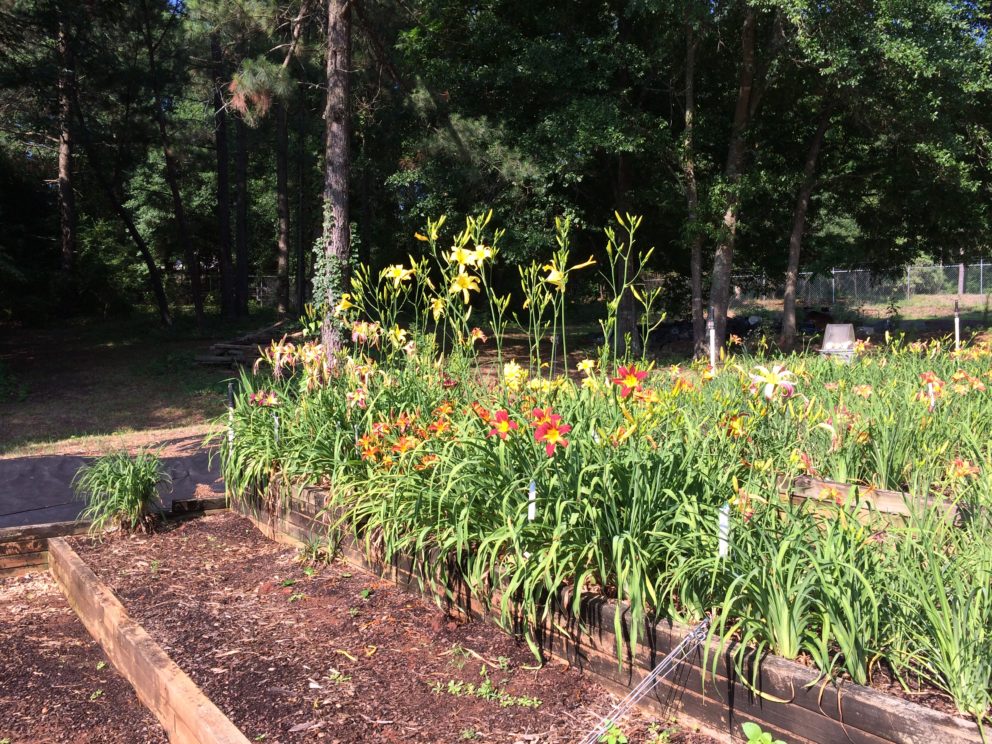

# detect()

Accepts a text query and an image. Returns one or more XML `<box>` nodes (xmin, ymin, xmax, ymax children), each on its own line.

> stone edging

<box><xmin>48</xmin><ymin>537</ymin><xmax>250</xmax><ymax>744</ymax></box>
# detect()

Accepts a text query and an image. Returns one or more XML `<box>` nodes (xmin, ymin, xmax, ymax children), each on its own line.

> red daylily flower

<box><xmin>391</xmin><ymin>435</ymin><xmax>420</xmax><ymax>455</ymax></box>
<box><xmin>488</xmin><ymin>410</ymin><xmax>519</xmax><ymax>440</ymax></box>
<box><xmin>535</xmin><ymin>419</ymin><xmax>571</xmax><ymax>457</ymax></box>
<box><xmin>530</xmin><ymin>406</ymin><xmax>560</xmax><ymax>426</ymax></box>
<box><xmin>612</xmin><ymin>364</ymin><xmax>648</xmax><ymax>397</ymax></box>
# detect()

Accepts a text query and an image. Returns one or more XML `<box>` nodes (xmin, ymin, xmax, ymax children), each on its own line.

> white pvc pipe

<box><xmin>708</xmin><ymin>323</ymin><xmax>717</xmax><ymax>370</ymax></box>
<box><xmin>718</xmin><ymin>503</ymin><xmax>730</xmax><ymax>558</ymax></box>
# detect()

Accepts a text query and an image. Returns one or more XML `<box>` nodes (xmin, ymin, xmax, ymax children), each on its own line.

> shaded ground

<box><xmin>0</xmin><ymin>433</ymin><xmax>224</xmax><ymax>528</ymax></box>
<box><xmin>0</xmin><ymin>314</ymin><xmax>257</xmax><ymax>455</ymax></box>
<box><xmin>0</xmin><ymin>571</ymin><xmax>167</xmax><ymax>743</ymax></box>
<box><xmin>72</xmin><ymin>512</ymin><xmax>717</xmax><ymax>744</ymax></box>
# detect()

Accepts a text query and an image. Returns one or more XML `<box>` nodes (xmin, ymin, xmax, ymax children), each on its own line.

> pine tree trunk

<box><xmin>211</xmin><ymin>33</ymin><xmax>235</xmax><ymax>321</ymax></box>
<box><xmin>708</xmin><ymin>8</ymin><xmax>756</xmax><ymax>348</ymax></box>
<box><xmin>321</xmin><ymin>0</ymin><xmax>352</xmax><ymax>358</ymax></box>
<box><xmin>234</xmin><ymin>115</ymin><xmax>250</xmax><ymax>318</ymax></box>
<box><xmin>683</xmin><ymin>25</ymin><xmax>706</xmax><ymax>357</ymax></box>
<box><xmin>57</xmin><ymin>15</ymin><xmax>76</xmax><ymax>279</ymax></box>
<box><xmin>780</xmin><ymin>108</ymin><xmax>830</xmax><ymax>350</ymax></box>
<box><xmin>140</xmin><ymin>0</ymin><xmax>202</xmax><ymax>324</ymax></box>
<box><xmin>275</xmin><ymin>101</ymin><xmax>291</xmax><ymax>316</ymax></box>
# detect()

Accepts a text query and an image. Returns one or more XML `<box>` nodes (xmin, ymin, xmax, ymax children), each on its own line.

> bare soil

<box><xmin>0</xmin><ymin>571</ymin><xmax>167</xmax><ymax>744</ymax></box>
<box><xmin>71</xmin><ymin>512</ymin><xmax>716</xmax><ymax>744</ymax></box>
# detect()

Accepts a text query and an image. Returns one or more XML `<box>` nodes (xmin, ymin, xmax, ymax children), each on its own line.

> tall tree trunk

<box><xmin>57</xmin><ymin>14</ymin><xmax>76</xmax><ymax>279</ymax></box>
<box><xmin>234</xmin><ymin>115</ymin><xmax>250</xmax><ymax>317</ymax></box>
<box><xmin>275</xmin><ymin>102</ymin><xmax>291</xmax><ymax>315</ymax></box>
<box><xmin>320</xmin><ymin>0</ymin><xmax>352</xmax><ymax>358</ymax></box>
<box><xmin>140</xmin><ymin>0</ymin><xmax>202</xmax><ymax>324</ymax></box>
<box><xmin>211</xmin><ymin>33</ymin><xmax>235</xmax><ymax>320</ymax></box>
<box><xmin>295</xmin><ymin>105</ymin><xmax>308</xmax><ymax>312</ymax></box>
<box><xmin>273</xmin><ymin>1</ymin><xmax>309</xmax><ymax>317</ymax></box>
<box><xmin>708</xmin><ymin>8</ymin><xmax>757</xmax><ymax>348</ymax></box>
<box><xmin>71</xmin><ymin>101</ymin><xmax>171</xmax><ymax>326</ymax></box>
<box><xmin>780</xmin><ymin>107</ymin><xmax>830</xmax><ymax>350</ymax></box>
<box><xmin>683</xmin><ymin>25</ymin><xmax>706</xmax><ymax>357</ymax></box>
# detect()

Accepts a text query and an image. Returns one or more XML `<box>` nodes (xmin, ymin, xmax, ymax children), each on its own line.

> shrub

<box><xmin>72</xmin><ymin>450</ymin><xmax>171</xmax><ymax>534</ymax></box>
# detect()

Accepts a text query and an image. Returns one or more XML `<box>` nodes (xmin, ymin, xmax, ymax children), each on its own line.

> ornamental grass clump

<box><xmin>72</xmin><ymin>450</ymin><xmax>171</xmax><ymax>534</ymax></box>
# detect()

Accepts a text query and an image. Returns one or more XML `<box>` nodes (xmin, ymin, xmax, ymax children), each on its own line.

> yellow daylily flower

<box><xmin>542</xmin><ymin>263</ymin><xmax>566</xmax><ymax>291</ymax></box>
<box><xmin>430</xmin><ymin>296</ymin><xmax>445</xmax><ymax>321</ymax></box>
<box><xmin>448</xmin><ymin>246</ymin><xmax>479</xmax><ymax>267</ymax></box>
<box><xmin>383</xmin><ymin>264</ymin><xmax>415</xmax><ymax>288</ymax></box>
<box><xmin>449</xmin><ymin>270</ymin><xmax>481</xmax><ymax>304</ymax></box>
<box><xmin>472</xmin><ymin>245</ymin><xmax>493</xmax><ymax>264</ymax></box>
<box><xmin>334</xmin><ymin>293</ymin><xmax>354</xmax><ymax>316</ymax></box>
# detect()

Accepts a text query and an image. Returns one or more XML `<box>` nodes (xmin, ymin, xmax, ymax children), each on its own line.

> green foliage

<box><xmin>221</xmin><ymin>214</ymin><xmax>992</xmax><ymax>727</ymax></box>
<box><xmin>72</xmin><ymin>450</ymin><xmax>171</xmax><ymax>534</ymax></box>
<box><xmin>742</xmin><ymin>722</ymin><xmax>785</xmax><ymax>744</ymax></box>
<box><xmin>598</xmin><ymin>723</ymin><xmax>628</xmax><ymax>744</ymax></box>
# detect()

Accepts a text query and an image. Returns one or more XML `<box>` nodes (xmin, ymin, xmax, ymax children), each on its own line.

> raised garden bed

<box><xmin>0</xmin><ymin>571</ymin><xmax>167</xmax><ymax>743</ymax></box>
<box><xmin>68</xmin><ymin>511</ymin><xmax>715</xmax><ymax>743</ymax></box>
<box><xmin>235</xmin><ymin>485</ymin><xmax>986</xmax><ymax>744</ymax></box>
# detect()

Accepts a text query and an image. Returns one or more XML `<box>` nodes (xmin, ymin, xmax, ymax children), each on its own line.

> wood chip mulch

<box><xmin>0</xmin><ymin>571</ymin><xmax>167</xmax><ymax>743</ymax></box>
<box><xmin>71</xmin><ymin>512</ymin><xmax>718</xmax><ymax>743</ymax></box>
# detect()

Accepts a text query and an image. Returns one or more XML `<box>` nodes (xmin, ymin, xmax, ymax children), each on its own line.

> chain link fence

<box><xmin>730</xmin><ymin>261</ymin><xmax>991</xmax><ymax>313</ymax></box>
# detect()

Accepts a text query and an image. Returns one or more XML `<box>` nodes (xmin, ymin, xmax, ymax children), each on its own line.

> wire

<box><xmin>577</xmin><ymin>617</ymin><xmax>711</xmax><ymax>744</ymax></box>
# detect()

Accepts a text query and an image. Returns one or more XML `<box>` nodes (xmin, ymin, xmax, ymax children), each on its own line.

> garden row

<box><xmin>219</xmin><ymin>220</ymin><xmax>992</xmax><ymax>740</ymax></box>
<box><xmin>3</xmin><ymin>506</ymin><xmax>701</xmax><ymax>743</ymax></box>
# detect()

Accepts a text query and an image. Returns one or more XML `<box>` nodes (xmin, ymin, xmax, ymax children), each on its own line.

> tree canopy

<box><xmin>1</xmin><ymin>0</ymin><xmax>989</xmax><ymax>346</ymax></box>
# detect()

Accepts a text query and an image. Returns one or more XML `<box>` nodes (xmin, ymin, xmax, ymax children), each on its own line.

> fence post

<box><xmin>981</xmin><ymin>259</ymin><xmax>985</xmax><ymax>295</ymax></box>
<box><xmin>831</xmin><ymin>269</ymin><xmax>836</xmax><ymax>305</ymax></box>
<box><xmin>906</xmin><ymin>266</ymin><xmax>911</xmax><ymax>298</ymax></box>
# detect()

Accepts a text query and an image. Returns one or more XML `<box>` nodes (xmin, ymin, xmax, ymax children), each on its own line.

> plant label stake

<box><xmin>928</xmin><ymin>382</ymin><xmax>936</xmax><ymax>412</ymax></box>
<box><xmin>954</xmin><ymin>300</ymin><xmax>960</xmax><ymax>351</ymax></box>
<box><xmin>707</xmin><ymin>306</ymin><xmax>717</xmax><ymax>370</ymax></box>
<box><xmin>718</xmin><ymin>502</ymin><xmax>730</xmax><ymax>558</ymax></box>
<box><xmin>273</xmin><ymin>412</ymin><xmax>280</xmax><ymax>445</ymax></box>
<box><xmin>527</xmin><ymin>480</ymin><xmax>537</xmax><ymax>522</ymax></box>
<box><xmin>227</xmin><ymin>382</ymin><xmax>235</xmax><ymax>444</ymax></box>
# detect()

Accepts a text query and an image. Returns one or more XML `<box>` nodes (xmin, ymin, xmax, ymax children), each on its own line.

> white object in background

<box><xmin>528</xmin><ymin>480</ymin><xmax>537</xmax><ymax>522</ymax></box>
<box><xmin>820</xmin><ymin>323</ymin><xmax>856</xmax><ymax>363</ymax></box>
<box><xmin>227</xmin><ymin>409</ymin><xmax>234</xmax><ymax>444</ymax></box>
<box><xmin>718</xmin><ymin>503</ymin><xmax>730</xmax><ymax>558</ymax></box>
<box><xmin>954</xmin><ymin>301</ymin><xmax>961</xmax><ymax>351</ymax></box>
<box><xmin>707</xmin><ymin>312</ymin><xmax>717</xmax><ymax>370</ymax></box>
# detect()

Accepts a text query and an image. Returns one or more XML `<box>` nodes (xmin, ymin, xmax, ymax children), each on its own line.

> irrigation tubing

<box><xmin>577</xmin><ymin>617</ymin><xmax>711</xmax><ymax>744</ymax></box>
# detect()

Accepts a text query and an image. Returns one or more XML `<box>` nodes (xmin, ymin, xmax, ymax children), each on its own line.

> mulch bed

<box><xmin>0</xmin><ymin>571</ymin><xmax>167</xmax><ymax>744</ymax></box>
<box><xmin>71</xmin><ymin>512</ymin><xmax>717</xmax><ymax>743</ymax></box>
